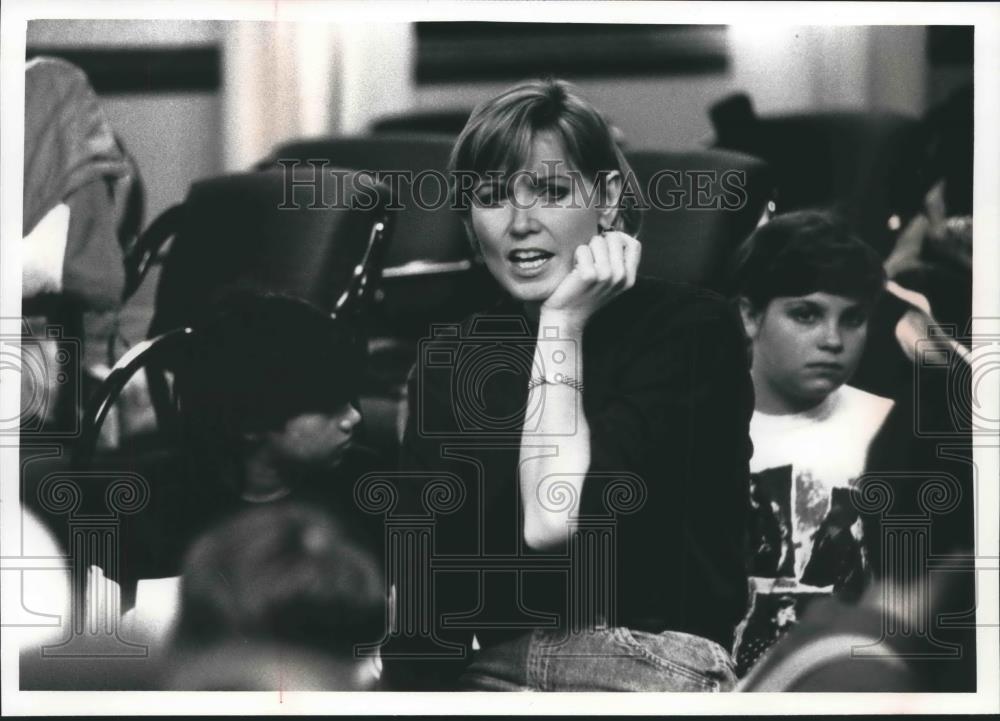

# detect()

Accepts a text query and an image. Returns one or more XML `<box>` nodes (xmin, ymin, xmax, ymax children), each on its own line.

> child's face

<box><xmin>266</xmin><ymin>402</ymin><xmax>362</xmax><ymax>470</ymax></box>
<box><xmin>743</xmin><ymin>292</ymin><xmax>870</xmax><ymax>411</ymax></box>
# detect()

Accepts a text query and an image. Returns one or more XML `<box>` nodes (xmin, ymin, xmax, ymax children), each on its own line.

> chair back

<box><xmin>148</xmin><ymin>167</ymin><xmax>393</xmax><ymax>336</ymax></box>
<box><xmin>73</xmin><ymin>327</ymin><xmax>194</xmax><ymax>470</ymax></box>
<box><xmin>261</xmin><ymin>135</ymin><xmax>499</xmax><ymax>337</ymax></box>
<box><xmin>369</xmin><ymin>109</ymin><xmax>471</xmax><ymax>137</ymax></box>
<box><xmin>625</xmin><ymin>148</ymin><xmax>773</xmax><ymax>291</ymax></box>
<box><xmin>710</xmin><ymin>94</ymin><xmax>922</xmax><ymax>256</ymax></box>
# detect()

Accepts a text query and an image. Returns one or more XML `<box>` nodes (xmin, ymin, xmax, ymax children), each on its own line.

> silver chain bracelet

<box><xmin>527</xmin><ymin>373</ymin><xmax>584</xmax><ymax>393</ymax></box>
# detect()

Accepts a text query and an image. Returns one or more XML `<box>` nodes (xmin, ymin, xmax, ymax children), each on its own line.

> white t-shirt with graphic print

<box><xmin>749</xmin><ymin>384</ymin><xmax>895</xmax><ymax>580</ymax></box>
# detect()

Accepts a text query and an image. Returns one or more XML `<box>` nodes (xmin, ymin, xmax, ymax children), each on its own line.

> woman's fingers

<box><xmin>602</xmin><ymin>233</ymin><xmax>627</xmax><ymax>288</ymax></box>
<box><xmin>540</xmin><ymin>233</ymin><xmax>638</xmax><ymax>322</ymax></box>
<box><xmin>594</xmin><ymin>231</ymin><xmax>636</xmax><ymax>290</ymax></box>
<box><xmin>623</xmin><ymin>235</ymin><xmax>641</xmax><ymax>288</ymax></box>
<box><xmin>574</xmin><ymin>243</ymin><xmax>596</xmax><ymax>282</ymax></box>
<box><xmin>587</xmin><ymin>234</ymin><xmax>611</xmax><ymax>283</ymax></box>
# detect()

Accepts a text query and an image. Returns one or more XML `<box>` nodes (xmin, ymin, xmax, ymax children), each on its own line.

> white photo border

<box><xmin>2</xmin><ymin>0</ymin><xmax>998</xmax><ymax>715</ymax></box>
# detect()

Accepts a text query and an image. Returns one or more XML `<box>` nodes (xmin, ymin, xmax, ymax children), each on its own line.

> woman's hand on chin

<box><xmin>540</xmin><ymin>230</ymin><xmax>641</xmax><ymax>332</ymax></box>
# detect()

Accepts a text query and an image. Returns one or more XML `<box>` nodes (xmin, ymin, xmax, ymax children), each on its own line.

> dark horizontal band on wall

<box><xmin>25</xmin><ymin>46</ymin><xmax>221</xmax><ymax>94</ymax></box>
<box><xmin>416</xmin><ymin>23</ymin><xmax>729</xmax><ymax>84</ymax></box>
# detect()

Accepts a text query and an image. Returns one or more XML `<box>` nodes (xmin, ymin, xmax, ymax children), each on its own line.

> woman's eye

<box><xmin>540</xmin><ymin>184</ymin><xmax>570</xmax><ymax>201</ymax></box>
<box><xmin>474</xmin><ymin>187</ymin><xmax>502</xmax><ymax>206</ymax></box>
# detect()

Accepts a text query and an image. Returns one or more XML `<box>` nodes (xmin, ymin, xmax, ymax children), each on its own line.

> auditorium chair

<box><xmin>624</xmin><ymin>147</ymin><xmax>773</xmax><ymax>292</ymax></box>
<box><xmin>369</xmin><ymin>109</ymin><xmax>472</xmax><ymax>137</ymax></box>
<box><xmin>709</xmin><ymin>96</ymin><xmax>971</xmax><ymax>404</ymax></box>
<box><xmin>708</xmin><ymin>92</ymin><xmax>923</xmax><ymax>258</ymax></box>
<box><xmin>33</xmin><ymin>168</ymin><xmax>394</xmax><ymax>614</ymax></box>
<box><xmin>259</xmin><ymin>136</ymin><xmax>775</xmax><ymax>451</ymax></box>
<box><xmin>258</xmin><ymin>135</ymin><xmax>503</xmax><ymax>452</ymax></box>
<box><xmin>148</xmin><ymin>167</ymin><xmax>394</xmax><ymax>335</ymax></box>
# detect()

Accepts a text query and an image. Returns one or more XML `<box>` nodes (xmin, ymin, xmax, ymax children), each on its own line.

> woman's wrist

<box><xmin>538</xmin><ymin>308</ymin><xmax>587</xmax><ymax>338</ymax></box>
<box><xmin>531</xmin><ymin>312</ymin><xmax>584</xmax><ymax>392</ymax></box>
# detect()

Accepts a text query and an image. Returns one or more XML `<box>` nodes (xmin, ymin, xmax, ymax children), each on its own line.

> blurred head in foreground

<box><xmin>168</xmin><ymin>503</ymin><xmax>385</xmax><ymax>690</ymax></box>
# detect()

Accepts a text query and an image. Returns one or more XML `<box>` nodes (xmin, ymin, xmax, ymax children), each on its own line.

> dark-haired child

<box><xmin>123</xmin><ymin>293</ymin><xmax>385</xmax><ymax>648</ymax></box>
<box><xmin>178</xmin><ymin>293</ymin><xmax>368</xmax><ymax>507</ymax></box>
<box><xmin>728</xmin><ymin>210</ymin><xmax>894</xmax><ymax>674</ymax></box>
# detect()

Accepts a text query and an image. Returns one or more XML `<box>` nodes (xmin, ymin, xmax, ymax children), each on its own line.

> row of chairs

<box><xmin>56</xmin><ymin>90</ymin><xmax>941</xmax><ymax>614</ymax></box>
<box><xmin>61</xmin><ymin>136</ymin><xmax>770</xmax><ymax>610</ymax></box>
<box><xmin>80</xmin><ymin>135</ymin><xmax>774</xmax><ymax>466</ymax></box>
<box><xmin>25</xmin><ymin>88</ymin><xmax>964</xmax><ymax>690</ymax></box>
<box><xmin>81</xmin><ymin>93</ymin><xmax>934</xmax><ymax>465</ymax></box>
<box><xmin>81</xmin><ymin>102</ymin><xmax>934</xmax><ymax>466</ymax></box>
<box><xmin>371</xmin><ymin>99</ymin><xmax>927</xmax><ymax>259</ymax></box>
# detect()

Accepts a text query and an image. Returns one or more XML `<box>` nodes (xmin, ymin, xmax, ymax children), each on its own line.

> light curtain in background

<box><xmin>221</xmin><ymin>21</ymin><xmax>414</xmax><ymax>171</ymax></box>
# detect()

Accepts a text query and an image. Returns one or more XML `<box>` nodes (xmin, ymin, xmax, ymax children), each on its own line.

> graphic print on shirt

<box><xmin>736</xmin><ymin>385</ymin><xmax>894</xmax><ymax>676</ymax></box>
<box><xmin>748</xmin><ymin>465</ymin><xmax>868</xmax><ymax>592</ymax></box>
<box><xmin>738</xmin><ymin>465</ymin><xmax>871</xmax><ymax>676</ymax></box>
<box><xmin>748</xmin><ymin>465</ymin><xmax>794</xmax><ymax>578</ymax></box>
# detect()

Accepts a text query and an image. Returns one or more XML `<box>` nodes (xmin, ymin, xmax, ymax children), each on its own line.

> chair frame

<box><xmin>77</xmin><ymin>168</ymin><xmax>394</xmax><ymax>467</ymax></box>
<box><xmin>73</xmin><ymin>326</ymin><xmax>193</xmax><ymax>470</ymax></box>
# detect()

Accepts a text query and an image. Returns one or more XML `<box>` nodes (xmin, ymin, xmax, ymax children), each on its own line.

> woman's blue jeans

<box><xmin>457</xmin><ymin>627</ymin><xmax>737</xmax><ymax>692</ymax></box>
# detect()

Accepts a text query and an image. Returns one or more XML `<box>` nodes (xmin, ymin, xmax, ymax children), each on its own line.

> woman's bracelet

<box><xmin>527</xmin><ymin>373</ymin><xmax>584</xmax><ymax>393</ymax></box>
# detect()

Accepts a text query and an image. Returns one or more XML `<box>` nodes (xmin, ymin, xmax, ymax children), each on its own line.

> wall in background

<box><xmin>26</xmin><ymin>20</ymin><xmax>225</xmax><ymax>342</ymax></box>
<box><xmin>222</xmin><ymin>22</ymin><xmax>413</xmax><ymax>170</ymax></box>
<box><xmin>26</xmin><ymin>21</ymin><xmax>938</xmax><ymax>211</ymax></box>
<box><xmin>26</xmin><ymin>19</ymin><xmax>220</xmax><ymax>46</ymax></box>
<box><xmin>24</xmin><ymin>19</ymin><xmax>414</xmax><ymax>342</ymax></box>
<box><xmin>415</xmin><ymin>25</ymin><xmax>931</xmax><ymax>150</ymax></box>
<box><xmin>339</xmin><ymin>24</ymin><xmax>415</xmax><ymax>135</ymax></box>
<box><xmin>28</xmin><ymin>19</ymin><xmax>415</xmax><ymax>212</ymax></box>
<box><xmin>21</xmin><ymin>20</ymin><xmax>956</xmax><ymax>344</ymax></box>
<box><xmin>869</xmin><ymin>25</ymin><xmax>929</xmax><ymax>115</ymax></box>
<box><xmin>27</xmin><ymin>19</ymin><xmax>225</xmax><ymax>223</ymax></box>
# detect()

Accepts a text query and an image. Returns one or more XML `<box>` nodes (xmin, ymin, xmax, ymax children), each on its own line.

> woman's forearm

<box><xmin>519</xmin><ymin>313</ymin><xmax>590</xmax><ymax>550</ymax></box>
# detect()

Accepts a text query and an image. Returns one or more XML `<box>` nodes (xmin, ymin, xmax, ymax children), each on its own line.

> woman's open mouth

<box><xmin>508</xmin><ymin>248</ymin><xmax>554</xmax><ymax>277</ymax></box>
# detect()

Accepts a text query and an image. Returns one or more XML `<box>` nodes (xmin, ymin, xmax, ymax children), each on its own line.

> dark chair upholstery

<box><xmin>259</xmin><ymin>135</ymin><xmax>504</xmax><ymax>328</ymax></box>
<box><xmin>145</xmin><ymin>168</ymin><xmax>392</xmax><ymax>441</ymax></box>
<box><xmin>261</xmin><ymin>139</ymin><xmax>771</xmax><ymax>451</ymax></box>
<box><xmin>369</xmin><ymin>109</ymin><xmax>471</xmax><ymax>137</ymax></box>
<box><xmin>625</xmin><ymin>148</ymin><xmax>773</xmax><ymax>292</ymax></box>
<box><xmin>260</xmin><ymin>134</ymin><xmax>499</xmax><ymax>336</ymax></box>
<box><xmin>259</xmin><ymin>136</ymin><xmax>502</xmax><ymax>453</ymax></box>
<box><xmin>709</xmin><ymin>93</ymin><xmax>923</xmax><ymax>257</ymax></box>
<box><xmin>149</xmin><ymin>167</ymin><xmax>393</xmax><ymax>336</ymax></box>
